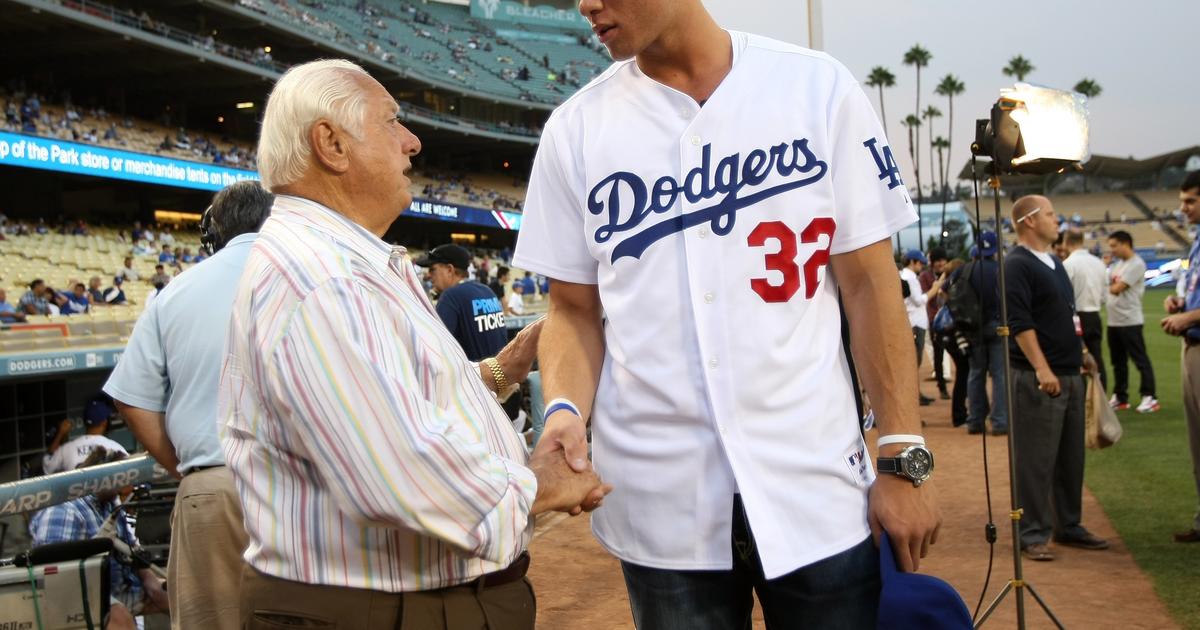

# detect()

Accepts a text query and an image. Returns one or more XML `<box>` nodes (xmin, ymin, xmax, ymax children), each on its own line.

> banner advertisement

<box><xmin>470</xmin><ymin>0</ymin><xmax>590</xmax><ymax>31</ymax></box>
<box><xmin>0</xmin><ymin>131</ymin><xmax>258</xmax><ymax>192</ymax></box>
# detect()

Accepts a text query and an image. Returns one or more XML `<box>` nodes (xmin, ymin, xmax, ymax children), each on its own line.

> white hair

<box><xmin>257</xmin><ymin>59</ymin><xmax>373</xmax><ymax>191</ymax></box>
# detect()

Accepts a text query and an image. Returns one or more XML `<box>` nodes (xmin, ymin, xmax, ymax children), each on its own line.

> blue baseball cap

<box><xmin>83</xmin><ymin>397</ymin><xmax>115</xmax><ymax>427</ymax></box>
<box><xmin>878</xmin><ymin>532</ymin><xmax>973</xmax><ymax>629</ymax></box>
<box><xmin>904</xmin><ymin>249</ymin><xmax>929</xmax><ymax>265</ymax></box>
<box><xmin>977</xmin><ymin>231</ymin><xmax>999</xmax><ymax>257</ymax></box>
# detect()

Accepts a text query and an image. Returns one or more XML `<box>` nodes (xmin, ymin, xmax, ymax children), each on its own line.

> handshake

<box><xmin>528</xmin><ymin>411</ymin><xmax>612</xmax><ymax>516</ymax></box>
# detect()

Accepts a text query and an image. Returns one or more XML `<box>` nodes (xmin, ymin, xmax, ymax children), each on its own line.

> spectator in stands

<box><xmin>1106</xmin><ymin>230</ymin><xmax>1159</xmax><ymax>413</ymax></box>
<box><xmin>150</xmin><ymin>264</ymin><xmax>171</xmax><ymax>287</ymax></box>
<box><xmin>30</xmin><ymin>446</ymin><xmax>170</xmax><ymax>629</ymax></box>
<box><xmin>1007</xmin><ymin>195</ymin><xmax>1107</xmax><ymax>561</ymax></box>
<box><xmin>963</xmin><ymin>231</ymin><xmax>1007</xmax><ymax>436</ymax></box>
<box><xmin>130</xmin><ymin>221</ymin><xmax>144</xmax><ymax>242</ymax></box>
<box><xmin>507</xmin><ymin>281</ymin><xmax>526</xmax><ymax>316</ymax></box>
<box><xmin>87</xmin><ymin>276</ymin><xmax>106</xmax><ymax>305</ymax></box>
<box><xmin>158</xmin><ymin>244</ymin><xmax>175</xmax><ymax>264</ymax></box>
<box><xmin>159</xmin><ymin>226</ymin><xmax>175</xmax><ymax>245</ymax></box>
<box><xmin>35</xmin><ymin>218</ymin><xmax>48</xmax><ymax>234</ymax></box>
<box><xmin>0</xmin><ymin>289</ymin><xmax>27</xmax><ymax>322</ymax></box>
<box><xmin>224</xmin><ymin>59</ymin><xmax>604</xmax><ymax>625</ymax></box>
<box><xmin>1063</xmin><ymin>228</ymin><xmax>1109</xmax><ymax>391</ymax></box>
<box><xmin>62</xmin><ymin>282</ymin><xmax>90</xmax><ymax>315</ymax></box>
<box><xmin>42</xmin><ymin>395</ymin><xmax>127</xmax><ymax>475</ymax></box>
<box><xmin>117</xmin><ymin>256</ymin><xmax>140</xmax><ymax>282</ymax></box>
<box><xmin>172</xmin><ymin>246</ymin><xmax>184</xmax><ymax>265</ymax></box>
<box><xmin>104</xmin><ymin>276</ymin><xmax>128</xmax><ymax>305</ymax></box>
<box><xmin>1162</xmin><ymin>171</ymin><xmax>1200</xmax><ymax>544</ymax></box>
<box><xmin>490</xmin><ymin>266</ymin><xmax>509</xmax><ymax>300</ymax></box>
<box><xmin>520</xmin><ymin>270</ymin><xmax>536</xmax><ymax>297</ymax></box>
<box><xmin>105</xmin><ymin>179</ymin><xmax>272</xmax><ymax>630</ymax></box>
<box><xmin>919</xmin><ymin>248</ymin><xmax>951</xmax><ymax>400</ymax></box>
<box><xmin>19</xmin><ymin>279</ymin><xmax>50</xmax><ymax>315</ymax></box>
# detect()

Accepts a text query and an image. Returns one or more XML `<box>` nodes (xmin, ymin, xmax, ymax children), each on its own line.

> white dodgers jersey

<box><xmin>513</xmin><ymin>31</ymin><xmax>916</xmax><ymax>578</ymax></box>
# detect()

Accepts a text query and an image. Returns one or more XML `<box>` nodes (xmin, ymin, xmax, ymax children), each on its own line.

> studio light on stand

<box><xmin>968</xmin><ymin>83</ymin><xmax>1090</xmax><ymax>630</ymax></box>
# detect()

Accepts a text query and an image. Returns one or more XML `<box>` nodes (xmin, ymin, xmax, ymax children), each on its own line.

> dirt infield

<box><xmin>527</xmin><ymin>395</ymin><xmax>1178</xmax><ymax>629</ymax></box>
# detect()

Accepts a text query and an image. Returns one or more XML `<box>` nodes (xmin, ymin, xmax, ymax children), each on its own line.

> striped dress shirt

<box><xmin>219</xmin><ymin>195</ymin><xmax>536</xmax><ymax>592</ymax></box>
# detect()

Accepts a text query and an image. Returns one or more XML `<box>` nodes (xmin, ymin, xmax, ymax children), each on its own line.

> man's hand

<box><xmin>57</xmin><ymin>419</ymin><xmax>73</xmax><ymax>436</ymax></box>
<box><xmin>532</xmin><ymin>410</ymin><xmax>590</xmax><ymax>473</ymax></box>
<box><xmin>1036</xmin><ymin>366</ymin><xmax>1061</xmax><ymax>397</ymax></box>
<box><xmin>138</xmin><ymin>569</ymin><xmax>170</xmax><ymax>613</ymax></box>
<box><xmin>1162</xmin><ymin>312</ymin><xmax>1196</xmax><ymax>336</ymax></box>
<box><xmin>529</xmin><ymin>445</ymin><xmax>611</xmax><ymax>515</ymax></box>
<box><xmin>1165</xmin><ymin>295</ymin><xmax>1185</xmax><ymax>314</ymax></box>
<box><xmin>495</xmin><ymin>317</ymin><xmax>545</xmax><ymax>385</ymax></box>
<box><xmin>868</xmin><ymin>473</ymin><xmax>941</xmax><ymax>572</ymax></box>
<box><xmin>1082</xmin><ymin>352</ymin><xmax>1098</xmax><ymax>375</ymax></box>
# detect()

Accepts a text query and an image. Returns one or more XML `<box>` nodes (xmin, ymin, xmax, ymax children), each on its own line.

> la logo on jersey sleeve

<box><xmin>862</xmin><ymin>137</ymin><xmax>910</xmax><ymax>204</ymax></box>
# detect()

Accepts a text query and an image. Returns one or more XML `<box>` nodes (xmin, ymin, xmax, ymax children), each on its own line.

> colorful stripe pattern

<box><xmin>219</xmin><ymin>195</ymin><xmax>535</xmax><ymax>592</ymax></box>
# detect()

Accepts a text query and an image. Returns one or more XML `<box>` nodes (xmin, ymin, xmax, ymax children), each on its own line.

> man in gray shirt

<box><xmin>1063</xmin><ymin>229</ymin><xmax>1109</xmax><ymax>389</ymax></box>
<box><xmin>1106</xmin><ymin>230</ymin><xmax>1158</xmax><ymax>412</ymax></box>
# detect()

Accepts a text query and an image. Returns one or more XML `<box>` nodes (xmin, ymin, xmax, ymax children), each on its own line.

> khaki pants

<box><xmin>240</xmin><ymin>565</ymin><xmax>536</xmax><ymax>630</ymax></box>
<box><xmin>168</xmin><ymin>466</ymin><xmax>248</xmax><ymax>630</ymax></box>
<box><xmin>1184</xmin><ymin>342</ymin><xmax>1200</xmax><ymax>531</ymax></box>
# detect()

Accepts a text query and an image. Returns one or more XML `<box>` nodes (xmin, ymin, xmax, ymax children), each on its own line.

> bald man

<box><xmin>1005</xmin><ymin>195</ymin><xmax>1107</xmax><ymax>562</ymax></box>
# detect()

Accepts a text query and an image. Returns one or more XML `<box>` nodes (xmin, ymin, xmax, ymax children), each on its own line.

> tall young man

<box><xmin>514</xmin><ymin>1</ymin><xmax>940</xmax><ymax>626</ymax></box>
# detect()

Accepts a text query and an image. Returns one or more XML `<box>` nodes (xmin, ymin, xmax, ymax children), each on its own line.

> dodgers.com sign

<box><xmin>0</xmin><ymin>131</ymin><xmax>258</xmax><ymax>192</ymax></box>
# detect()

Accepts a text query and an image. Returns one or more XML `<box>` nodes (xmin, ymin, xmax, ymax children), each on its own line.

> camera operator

<box><xmin>29</xmin><ymin>447</ymin><xmax>169</xmax><ymax>629</ymax></box>
<box><xmin>103</xmin><ymin>180</ymin><xmax>272</xmax><ymax>630</ymax></box>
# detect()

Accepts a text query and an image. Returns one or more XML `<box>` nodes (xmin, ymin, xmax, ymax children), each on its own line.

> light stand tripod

<box><xmin>970</xmin><ymin>167</ymin><xmax>1064</xmax><ymax>630</ymax></box>
<box><xmin>964</xmin><ymin>83</ymin><xmax>1091</xmax><ymax>628</ymax></box>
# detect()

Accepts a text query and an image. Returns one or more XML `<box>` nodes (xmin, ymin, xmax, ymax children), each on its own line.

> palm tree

<box><xmin>865</xmin><ymin>66</ymin><xmax>897</xmax><ymax>137</ymax></box>
<box><xmin>934</xmin><ymin>74</ymin><xmax>965</xmax><ymax>200</ymax></box>
<box><xmin>1002</xmin><ymin>55</ymin><xmax>1035</xmax><ymax>82</ymax></box>
<box><xmin>932</xmin><ymin>136</ymin><xmax>951</xmax><ymax>242</ymax></box>
<box><xmin>903</xmin><ymin>44</ymin><xmax>932</xmax><ymax>245</ymax></box>
<box><xmin>1074</xmin><ymin>78</ymin><xmax>1102</xmax><ymax>99</ymax></box>
<box><xmin>903</xmin><ymin>114</ymin><xmax>924</xmax><ymax>246</ymax></box>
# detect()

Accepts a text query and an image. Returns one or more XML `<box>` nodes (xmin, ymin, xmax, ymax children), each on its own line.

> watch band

<box><xmin>483</xmin><ymin>358</ymin><xmax>509</xmax><ymax>393</ymax></box>
<box><xmin>876</xmin><ymin>457</ymin><xmax>900</xmax><ymax>474</ymax></box>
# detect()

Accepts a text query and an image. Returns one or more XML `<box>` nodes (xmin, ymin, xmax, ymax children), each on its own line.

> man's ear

<box><xmin>310</xmin><ymin>119</ymin><xmax>351</xmax><ymax>174</ymax></box>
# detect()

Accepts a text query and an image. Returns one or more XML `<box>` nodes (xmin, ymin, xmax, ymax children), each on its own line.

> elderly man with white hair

<box><xmin>218</xmin><ymin>59</ymin><xmax>610</xmax><ymax>629</ymax></box>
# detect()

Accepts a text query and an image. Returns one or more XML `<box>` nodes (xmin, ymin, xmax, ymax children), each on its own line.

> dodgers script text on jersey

<box><xmin>514</xmin><ymin>31</ymin><xmax>917</xmax><ymax>579</ymax></box>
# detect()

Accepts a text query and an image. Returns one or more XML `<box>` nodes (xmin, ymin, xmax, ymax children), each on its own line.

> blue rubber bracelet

<box><xmin>545</xmin><ymin>401</ymin><xmax>581</xmax><ymax>419</ymax></box>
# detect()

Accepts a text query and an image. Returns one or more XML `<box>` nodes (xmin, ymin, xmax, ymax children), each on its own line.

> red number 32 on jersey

<box><xmin>747</xmin><ymin>218</ymin><xmax>836</xmax><ymax>303</ymax></box>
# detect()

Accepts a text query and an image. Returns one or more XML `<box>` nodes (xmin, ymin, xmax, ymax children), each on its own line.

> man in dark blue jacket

<box><xmin>964</xmin><ymin>231</ymin><xmax>1007</xmax><ymax>436</ymax></box>
<box><xmin>1006</xmin><ymin>195</ymin><xmax>1107</xmax><ymax>562</ymax></box>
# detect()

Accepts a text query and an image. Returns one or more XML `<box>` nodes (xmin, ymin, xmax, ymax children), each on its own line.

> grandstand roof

<box><xmin>957</xmin><ymin>145</ymin><xmax>1200</xmax><ymax>182</ymax></box>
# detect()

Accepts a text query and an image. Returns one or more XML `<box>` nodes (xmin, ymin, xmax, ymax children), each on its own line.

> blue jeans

<box><xmin>620</xmin><ymin>496</ymin><xmax>880</xmax><ymax>630</ymax></box>
<box><xmin>967</xmin><ymin>325</ymin><xmax>1008</xmax><ymax>431</ymax></box>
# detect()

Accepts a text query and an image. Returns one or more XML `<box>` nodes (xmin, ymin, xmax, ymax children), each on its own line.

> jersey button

<box><xmin>703</xmin><ymin>292</ymin><xmax>715</xmax><ymax>304</ymax></box>
<box><xmin>690</xmin><ymin>135</ymin><xmax>701</xmax><ymax>146</ymax></box>
<box><xmin>708</xmin><ymin>358</ymin><xmax>719</xmax><ymax>369</ymax></box>
<box><xmin>698</xmin><ymin>227</ymin><xmax>709</xmax><ymax>238</ymax></box>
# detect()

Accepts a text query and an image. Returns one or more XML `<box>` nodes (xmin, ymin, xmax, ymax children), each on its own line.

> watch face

<box><xmin>902</xmin><ymin>447</ymin><xmax>934</xmax><ymax>479</ymax></box>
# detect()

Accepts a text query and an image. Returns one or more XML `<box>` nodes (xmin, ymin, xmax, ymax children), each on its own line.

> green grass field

<box><xmin>1086</xmin><ymin>288</ymin><xmax>1199</xmax><ymax>629</ymax></box>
